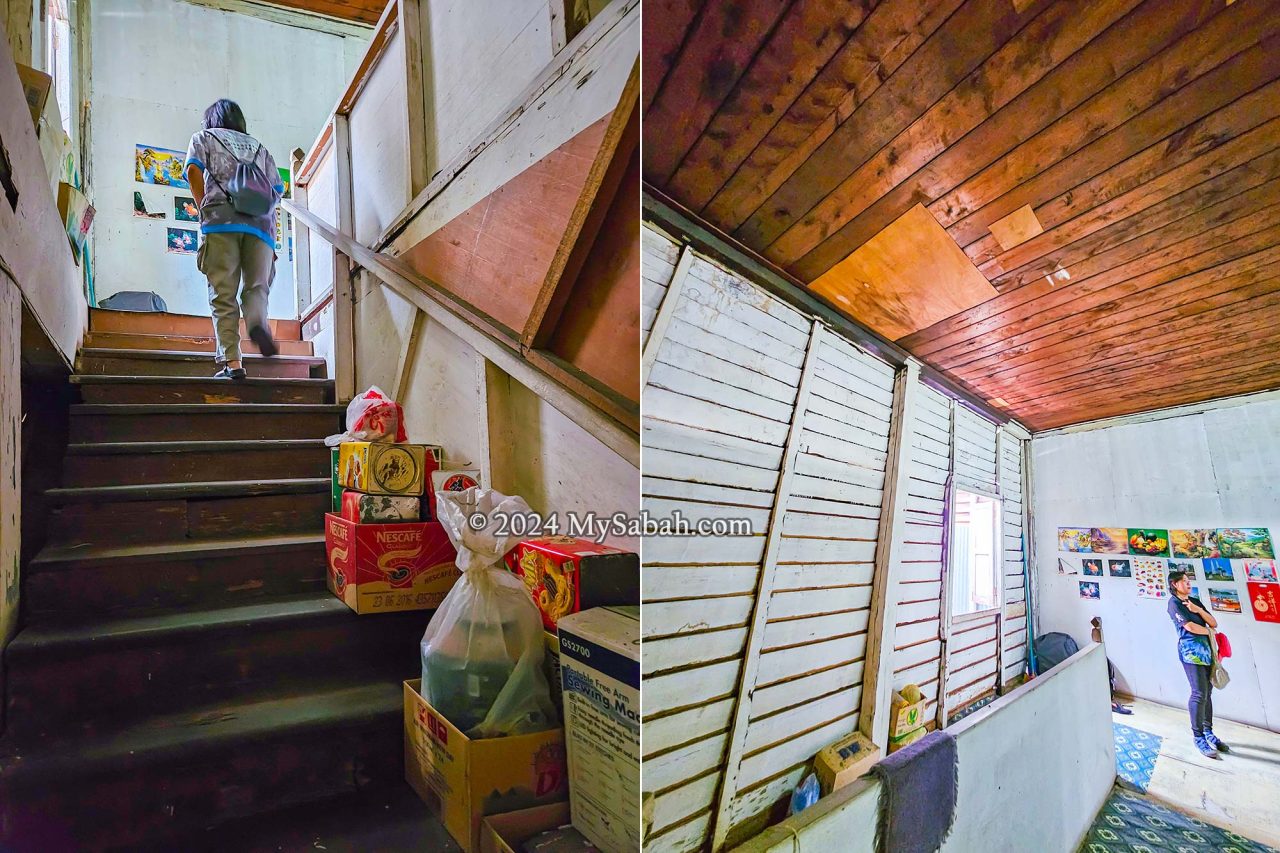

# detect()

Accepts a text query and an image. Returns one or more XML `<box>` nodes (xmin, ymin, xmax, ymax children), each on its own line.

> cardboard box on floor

<box><xmin>404</xmin><ymin>681</ymin><xmax>568</xmax><ymax>853</ymax></box>
<box><xmin>325</xmin><ymin>514</ymin><xmax>459</xmax><ymax>614</ymax></box>
<box><xmin>479</xmin><ymin>802</ymin><xmax>575</xmax><ymax>853</ymax></box>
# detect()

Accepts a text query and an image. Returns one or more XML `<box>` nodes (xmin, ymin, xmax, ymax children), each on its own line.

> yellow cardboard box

<box><xmin>479</xmin><ymin>802</ymin><xmax>571</xmax><ymax>853</ymax></box>
<box><xmin>339</xmin><ymin>442</ymin><xmax>440</xmax><ymax>496</ymax></box>
<box><xmin>404</xmin><ymin>681</ymin><xmax>568</xmax><ymax>853</ymax></box>
<box><xmin>814</xmin><ymin>730</ymin><xmax>880</xmax><ymax>794</ymax></box>
<box><xmin>889</xmin><ymin>688</ymin><xmax>927</xmax><ymax>739</ymax></box>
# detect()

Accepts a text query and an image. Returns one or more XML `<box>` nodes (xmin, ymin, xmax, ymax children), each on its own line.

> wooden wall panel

<box><xmin>0</xmin><ymin>274</ymin><xmax>20</xmax><ymax>679</ymax></box>
<box><xmin>348</xmin><ymin>26</ymin><xmax>410</xmax><ymax>245</ymax></box>
<box><xmin>640</xmin><ymin>225</ymin><xmax>681</xmax><ymax>345</ymax></box>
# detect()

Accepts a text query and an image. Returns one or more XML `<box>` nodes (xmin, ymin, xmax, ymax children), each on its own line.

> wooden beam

<box><xmin>935</xmin><ymin>398</ymin><xmax>957</xmax><ymax>729</ymax></box>
<box><xmin>331</xmin><ymin>113</ymin><xmax>356</xmax><ymax>402</ymax></box>
<box><xmin>709</xmin><ymin>321</ymin><xmax>825</xmax><ymax>852</ymax></box>
<box><xmin>174</xmin><ymin>0</ymin><xmax>375</xmax><ymax>36</ymax></box>
<box><xmin>392</xmin><ymin>306</ymin><xmax>425</xmax><ymax>403</ymax></box>
<box><xmin>858</xmin><ymin>359</ymin><xmax>922</xmax><ymax>752</ymax></box>
<box><xmin>522</xmin><ymin>59</ymin><xmax>639</xmax><ymax>349</ymax></box>
<box><xmin>398</xmin><ymin>0</ymin><xmax>429</xmax><ymax>197</ymax></box>
<box><xmin>639</xmin><ymin>245</ymin><xmax>692</xmax><ymax>386</ymax></box>
<box><xmin>289</xmin><ymin>147</ymin><xmax>313</xmax><ymax>316</ymax></box>
<box><xmin>283</xmin><ymin>199</ymin><xmax>639</xmax><ymax>467</ymax></box>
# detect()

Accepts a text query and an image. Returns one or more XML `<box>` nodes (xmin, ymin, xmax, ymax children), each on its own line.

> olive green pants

<box><xmin>197</xmin><ymin>232</ymin><xmax>275</xmax><ymax>363</ymax></box>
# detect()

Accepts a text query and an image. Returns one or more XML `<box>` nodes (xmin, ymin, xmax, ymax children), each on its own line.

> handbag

<box><xmin>1209</xmin><ymin>633</ymin><xmax>1231</xmax><ymax>690</ymax></box>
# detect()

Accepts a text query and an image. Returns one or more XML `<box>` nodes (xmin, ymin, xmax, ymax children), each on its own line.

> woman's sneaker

<box><xmin>213</xmin><ymin>366</ymin><xmax>247</xmax><ymax>380</ymax></box>
<box><xmin>1194</xmin><ymin>736</ymin><xmax>1222</xmax><ymax>759</ymax></box>
<box><xmin>1204</xmin><ymin>731</ymin><xmax>1230</xmax><ymax>753</ymax></box>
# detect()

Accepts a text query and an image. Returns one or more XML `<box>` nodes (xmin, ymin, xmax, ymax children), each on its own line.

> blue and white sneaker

<box><xmin>1204</xmin><ymin>731</ymin><xmax>1230</xmax><ymax>753</ymax></box>
<box><xmin>1194</xmin><ymin>735</ymin><xmax>1222</xmax><ymax>759</ymax></box>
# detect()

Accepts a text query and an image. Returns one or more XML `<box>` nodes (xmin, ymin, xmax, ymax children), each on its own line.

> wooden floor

<box><xmin>1116</xmin><ymin>697</ymin><xmax>1280</xmax><ymax>848</ymax></box>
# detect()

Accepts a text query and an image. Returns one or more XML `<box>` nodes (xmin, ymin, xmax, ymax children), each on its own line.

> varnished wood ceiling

<box><xmin>643</xmin><ymin>0</ymin><xmax>1280</xmax><ymax>430</ymax></box>
<box><xmin>267</xmin><ymin>0</ymin><xmax>384</xmax><ymax>24</ymax></box>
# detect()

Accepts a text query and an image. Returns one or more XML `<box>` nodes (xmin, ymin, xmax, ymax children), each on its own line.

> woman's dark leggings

<box><xmin>1182</xmin><ymin>662</ymin><xmax>1214</xmax><ymax>736</ymax></box>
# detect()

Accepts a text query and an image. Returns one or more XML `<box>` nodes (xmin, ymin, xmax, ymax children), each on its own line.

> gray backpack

<box><xmin>208</xmin><ymin>134</ymin><xmax>274</xmax><ymax>216</ymax></box>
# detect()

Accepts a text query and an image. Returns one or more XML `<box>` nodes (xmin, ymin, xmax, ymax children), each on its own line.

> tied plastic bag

<box><xmin>324</xmin><ymin>386</ymin><xmax>408</xmax><ymax>447</ymax></box>
<box><xmin>788</xmin><ymin>773</ymin><xmax>820</xmax><ymax>816</ymax></box>
<box><xmin>420</xmin><ymin>488</ymin><xmax>557</xmax><ymax>738</ymax></box>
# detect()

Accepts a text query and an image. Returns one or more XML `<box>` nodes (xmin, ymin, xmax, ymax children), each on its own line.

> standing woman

<box><xmin>1167</xmin><ymin>569</ymin><xmax>1229</xmax><ymax>758</ymax></box>
<box><xmin>183</xmin><ymin>99</ymin><xmax>284</xmax><ymax>379</ymax></box>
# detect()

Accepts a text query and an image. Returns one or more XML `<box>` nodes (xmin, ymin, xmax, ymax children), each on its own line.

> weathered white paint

<box><xmin>732</xmin><ymin>642</ymin><xmax>1115</xmax><ymax>853</ymax></box>
<box><xmin>1032</xmin><ymin>397</ymin><xmax>1280</xmax><ymax>731</ymax></box>
<box><xmin>347</xmin><ymin>24</ymin><xmax>409</xmax><ymax>245</ymax></box>
<box><xmin>88</xmin><ymin>0</ymin><xmax>363</xmax><ymax>316</ymax></box>
<box><xmin>0</xmin><ymin>273</ymin><xmax>22</xmax><ymax>710</ymax></box>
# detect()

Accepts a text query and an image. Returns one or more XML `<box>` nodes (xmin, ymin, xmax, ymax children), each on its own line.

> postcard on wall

<box><xmin>1247</xmin><ymin>582</ymin><xmax>1280</xmax><ymax>623</ymax></box>
<box><xmin>1171</xmin><ymin>529</ymin><xmax>1220</xmax><ymax>559</ymax></box>
<box><xmin>1082</xmin><ymin>558</ymin><xmax>1104</xmax><ymax>577</ymax></box>
<box><xmin>133</xmin><ymin>190</ymin><xmax>165</xmax><ymax>219</ymax></box>
<box><xmin>1128</xmin><ymin>529</ymin><xmax>1170</xmax><ymax>557</ymax></box>
<box><xmin>1202</xmin><ymin>558</ymin><xmax>1234</xmax><ymax>582</ymax></box>
<box><xmin>166</xmin><ymin>228</ymin><xmax>197</xmax><ymax>255</ymax></box>
<box><xmin>175</xmin><ymin>196</ymin><xmax>199</xmax><ymax>222</ymax></box>
<box><xmin>1058</xmin><ymin>558</ymin><xmax>1078</xmax><ymax>576</ymax></box>
<box><xmin>1218</xmin><ymin>528</ymin><xmax>1274</xmax><ymax>559</ymax></box>
<box><xmin>1191</xmin><ymin>586</ymin><xmax>1200</xmax><ymax>598</ymax></box>
<box><xmin>1168</xmin><ymin>560</ymin><xmax>1197</xmax><ymax>579</ymax></box>
<box><xmin>136</xmin><ymin>144</ymin><xmax>190</xmax><ymax>189</ymax></box>
<box><xmin>1079</xmin><ymin>581</ymin><xmax>1100</xmax><ymax>600</ymax></box>
<box><xmin>1089</xmin><ymin>528</ymin><xmax>1128</xmax><ymax>554</ymax></box>
<box><xmin>1108</xmin><ymin>559</ymin><xmax>1132</xmax><ymax>578</ymax></box>
<box><xmin>1244</xmin><ymin>559</ymin><xmax>1278</xmax><ymax>584</ymax></box>
<box><xmin>1059</xmin><ymin>528</ymin><xmax>1092</xmax><ymax>553</ymax></box>
<box><xmin>1208</xmin><ymin>588</ymin><xmax>1241</xmax><ymax>614</ymax></box>
<box><xmin>1134</xmin><ymin>559</ymin><xmax>1168</xmax><ymax>600</ymax></box>
<box><xmin>278</xmin><ymin>167</ymin><xmax>291</xmax><ymax>199</ymax></box>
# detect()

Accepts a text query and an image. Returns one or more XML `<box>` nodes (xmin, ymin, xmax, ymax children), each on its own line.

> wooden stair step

<box><xmin>89</xmin><ymin>308</ymin><xmax>303</xmax><ymax>340</ymax></box>
<box><xmin>70</xmin><ymin>403</ymin><xmax>344</xmax><ymax>442</ymax></box>
<box><xmin>26</xmin><ymin>534</ymin><xmax>328</xmax><ymax>616</ymax></box>
<box><xmin>84</xmin><ymin>331</ymin><xmax>314</xmax><ymax>357</ymax></box>
<box><xmin>78</xmin><ymin>348</ymin><xmax>325</xmax><ymax>379</ymax></box>
<box><xmin>45</xmin><ymin>478</ymin><xmax>330</xmax><ymax>546</ymax></box>
<box><xmin>71</xmin><ymin>374</ymin><xmax>334</xmax><ymax>405</ymax></box>
<box><xmin>62</xmin><ymin>439</ymin><xmax>330</xmax><ymax>487</ymax></box>
<box><xmin>0</xmin><ymin>681</ymin><xmax>405</xmax><ymax>849</ymax></box>
<box><xmin>3</xmin><ymin>594</ymin><xmax>425</xmax><ymax>736</ymax></box>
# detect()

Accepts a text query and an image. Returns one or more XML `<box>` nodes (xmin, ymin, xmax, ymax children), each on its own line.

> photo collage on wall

<box><xmin>1057</xmin><ymin>526</ymin><xmax>1276</xmax><ymax>620</ymax></box>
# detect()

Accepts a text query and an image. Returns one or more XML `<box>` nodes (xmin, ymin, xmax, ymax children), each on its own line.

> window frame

<box><xmin>943</xmin><ymin>480</ymin><xmax>1005</xmax><ymax>627</ymax></box>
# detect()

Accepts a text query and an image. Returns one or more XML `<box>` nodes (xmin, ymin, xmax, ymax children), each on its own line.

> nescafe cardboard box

<box><xmin>325</xmin><ymin>513</ymin><xmax>459</xmax><ymax>614</ymax></box>
<box><xmin>508</xmin><ymin>537</ymin><xmax>639</xmax><ymax>631</ymax></box>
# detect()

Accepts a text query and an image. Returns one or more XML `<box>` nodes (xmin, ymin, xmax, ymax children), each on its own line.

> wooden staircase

<box><xmin>0</xmin><ymin>309</ymin><xmax>442</xmax><ymax>850</ymax></box>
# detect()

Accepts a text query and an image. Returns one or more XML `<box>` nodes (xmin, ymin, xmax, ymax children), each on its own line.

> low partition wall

<box><xmin>732</xmin><ymin>642</ymin><xmax>1115</xmax><ymax>853</ymax></box>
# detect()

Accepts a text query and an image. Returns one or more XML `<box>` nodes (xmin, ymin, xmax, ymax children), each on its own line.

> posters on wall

<box><xmin>175</xmin><ymin>196</ymin><xmax>199</xmax><ymax>222</ymax></box>
<box><xmin>1219</xmin><ymin>528</ymin><xmax>1275</xmax><ymax>559</ymax></box>
<box><xmin>1171</xmin><ymin>529</ymin><xmax>1220</xmax><ymax>558</ymax></box>
<box><xmin>1245</xmin><ymin>560</ymin><xmax>1278</xmax><ymax>584</ymax></box>
<box><xmin>1168</xmin><ymin>560</ymin><xmax>1197</xmax><ymax>579</ymax></box>
<box><xmin>133</xmin><ymin>190</ymin><xmax>165</xmax><ymax>219</ymax></box>
<box><xmin>1209</xmin><ymin>588</ymin><xmax>1241</xmax><ymax>613</ymax></box>
<box><xmin>1134</xmin><ymin>559</ymin><xmax>1168</xmax><ymax>600</ymax></box>
<box><xmin>1080</xmin><ymin>581</ymin><xmax>1100</xmax><ymax>600</ymax></box>
<box><xmin>1082</xmin><ymin>558</ymin><xmax>1103</xmax><ymax>577</ymax></box>
<box><xmin>136</xmin><ymin>144</ymin><xmax>190</xmax><ymax>189</ymax></box>
<box><xmin>1247</xmin><ymin>582</ymin><xmax>1280</xmax><ymax>623</ymax></box>
<box><xmin>1202</xmin><ymin>558</ymin><xmax>1234</xmax><ymax>582</ymax></box>
<box><xmin>278</xmin><ymin>167</ymin><xmax>291</xmax><ymax>199</ymax></box>
<box><xmin>1059</xmin><ymin>528</ymin><xmax>1091</xmax><ymax>552</ymax></box>
<box><xmin>1108</xmin><ymin>559</ymin><xmax>1131</xmax><ymax>578</ymax></box>
<box><xmin>1090</xmin><ymin>528</ymin><xmax>1128</xmax><ymax>554</ymax></box>
<box><xmin>166</xmin><ymin>228</ymin><xmax>197</xmax><ymax>255</ymax></box>
<box><xmin>1128</xmin><ymin>529</ymin><xmax>1170</xmax><ymax>557</ymax></box>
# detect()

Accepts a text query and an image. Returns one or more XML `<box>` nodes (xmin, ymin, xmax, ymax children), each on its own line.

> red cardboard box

<box><xmin>507</xmin><ymin>537</ymin><xmax>639</xmax><ymax>631</ymax></box>
<box><xmin>325</xmin><ymin>514</ymin><xmax>460</xmax><ymax>614</ymax></box>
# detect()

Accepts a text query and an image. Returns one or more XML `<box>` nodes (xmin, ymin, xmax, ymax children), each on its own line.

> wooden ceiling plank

<box><xmin>773</xmin><ymin>0</ymin><xmax>1150</xmax><ymax>273</ymax></box>
<box><xmin>642</xmin><ymin>0</ymin><xmax>792</xmax><ymax>186</ymax></box>
<box><xmin>905</xmin><ymin>181</ymin><xmax>1280</xmax><ymax>358</ymax></box>
<box><xmin>702</xmin><ymin>0</ymin><xmax>962</xmax><ymax>231</ymax></box>
<box><xmin>901</xmin><ymin>177</ymin><xmax>1280</xmax><ymax>352</ymax></box>
<box><xmin>663</xmin><ymin>0</ymin><xmax>876</xmax><ymax>212</ymax></box>
<box><xmin>734</xmin><ymin>0</ymin><xmax>1045</xmax><ymax>251</ymax></box>
<box><xmin>269</xmin><ymin>0</ymin><xmax>382</xmax><ymax>24</ymax></box>
<box><xmin>642</xmin><ymin>0</ymin><xmax>706</xmax><ymax>111</ymax></box>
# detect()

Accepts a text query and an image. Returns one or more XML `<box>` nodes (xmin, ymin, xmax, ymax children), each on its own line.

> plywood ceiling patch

<box><xmin>988</xmin><ymin>204</ymin><xmax>1044</xmax><ymax>251</ymax></box>
<box><xmin>808</xmin><ymin>204</ymin><xmax>998</xmax><ymax>341</ymax></box>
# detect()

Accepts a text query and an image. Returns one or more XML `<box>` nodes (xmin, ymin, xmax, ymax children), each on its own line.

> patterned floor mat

<box><xmin>1113</xmin><ymin>722</ymin><xmax>1161</xmax><ymax>793</ymax></box>
<box><xmin>1079</xmin><ymin>787</ymin><xmax>1278</xmax><ymax>852</ymax></box>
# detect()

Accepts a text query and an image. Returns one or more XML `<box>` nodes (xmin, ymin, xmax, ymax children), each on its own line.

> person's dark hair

<box><xmin>1169</xmin><ymin>569</ymin><xmax>1188</xmax><ymax>587</ymax></box>
<box><xmin>203</xmin><ymin>99</ymin><xmax>247</xmax><ymax>133</ymax></box>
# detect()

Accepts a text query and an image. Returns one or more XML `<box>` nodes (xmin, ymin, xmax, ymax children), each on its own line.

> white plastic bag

<box><xmin>420</xmin><ymin>488</ymin><xmax>557</xmax><ymax>738</ymax></box>
<box><xmin>324</xmin><ymin>386</ymin><xmax>407</xmax><ymax>447</ymax></box>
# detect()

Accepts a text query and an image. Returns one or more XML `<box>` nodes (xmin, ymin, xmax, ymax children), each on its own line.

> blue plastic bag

<box><xmin>788</xmin><ymin>772</ymin><xmax>820</xmax><ymax>816</ymax></box>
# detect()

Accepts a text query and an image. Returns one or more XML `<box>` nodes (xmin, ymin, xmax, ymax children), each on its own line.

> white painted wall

<box><xmin>1032</xmin><ymin>395</ymin><xmax>1280</xmax><ymax>731</ymax></box>
<box><xmin>88</xmin><ymin>0</ymin><xmax>364</xmax><ymax>317</ymax></box>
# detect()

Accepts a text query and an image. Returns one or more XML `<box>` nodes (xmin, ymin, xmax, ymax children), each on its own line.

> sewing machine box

<box><xmin>404</xmin><ymin>680</ymin><xmax>567</xmax><ymax>853</ymax></box>
<box><xmin>558</xmin><ymin>607</ymin><xmax>640</xmax><ymax>853</ymax></box>
<box><xmin>338</xmin><ymin>441</ymin><xmax>443</xmax><ymax>497</ymax></box>
<box><xmin>543</xmin><ymin>631</ymin><xmax>562</xmax><ymax>715</ymax></box>
<box><xmin>815</xmin><ymin>730</ymin><xmax>881</xmax><ymax>794</ymax></box>
<box><xmin>507</xmin><ymin>538</ymin><xmax>639</xmax><ymax>631</ymax></box>
<box><xmin>340</xmin><ymin>490</ymin><xmax>421</xmax><ymax>524</ymax></box>
<box><xmin>325</xmin><ymin>514</ymin><xmax>459</xmax><ymax>614</ymax></box>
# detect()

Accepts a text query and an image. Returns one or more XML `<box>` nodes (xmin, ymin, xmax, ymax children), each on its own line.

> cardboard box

<box><xmin>325</xmin><ymin>514</ymin><xmax>459</xmax><ymax>614</ymax></box>
<box><xmin>57</xmin><ymin>182</ymin><xmax>94</xmax><ymax>263</ymax></box>
<box><xmin>330</xmin><ymin>447</ymin><xmax>342</xmax><ymax>512</ymax></box>
<box><xmin>479</xmin><ymin>803</ymin><xmax>577</xmax><ymax>853</ymax></box>
<box><xmin>558</xmin><ymin>607</ymin><xmax>640</xmax><ymax>853</ymax></box>
<box><xmin>543</xmin><ymin>631</ymin><xmax>562</xmax><ymax>717</ymax></box>
<box><xmin>339</xmin><ymin>441</ymin><xmax>441</xmax><ymax>496</ymax></box>
<box><xmin>815</xmin><ymin>730</ymin><xmax>880</xmax><ymax>794</ymax></box>
<box><xmin>405</xmin><ymin>680</ymin><xmax>568</xmax><ymax>853</ymax></box>
<box><xmin>889</xmin><ymin>689</ymin><xmax>927</xmax><ymax>739</ymax></box>
<box><xmin>15</xmin><ymin>63</ymin><xmax>51</xmax><ymax>128</ymax></box>
<box><xmin>509</xmin><ymin>538</ymin><xmax>639</xmax><ymax>631</ymax></box>
<box><xmin>340</xmin><ymin>490</ymin><xmax>421</xmax><ymax>523</ymax></box>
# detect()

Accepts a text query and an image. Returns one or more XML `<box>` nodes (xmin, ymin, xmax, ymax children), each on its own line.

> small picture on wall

<box><xmin>278</xmin><ymin>167</ymin><xmax>291</xmax><ymax>199</ymax></box>
<box><xmin>1128</xmin><ymin>529</ymin><xmax>1170</xmax><ymax>557</ymax></box>
<box><xmin>133</xmin><ymin>190</ymin><xmax>165</xmax><ymax>219</ymax></box>
<box><xmin>1244</xmin><ymin>560</ymin><xmax>1278</xmax><ymax>584</ymax></box>
<box><xmin>1218</xmin><ymin>528</ymin><xmax>1274</xmax><ymax>559</ymax></box>
<box><xmin>1058</xmin><ymin>558</ymin><xmax>1078</xmax><ymax>576</ymax></box>
<box><xmin>166</xmin><ymin>228</ymin><xmax>197</xmax><ymax>255</ymax></box>
<box><xmin>1168</xmin><ymin>560</ymin><xmax>1197</xmax><ymax>579</ymax></box>
<box><xmin>1089</xmin><ymin>528</ymin><xmax>1128</xmax><ymax>554</ymax></box>
<box><xmin>1108</xmin><ymin>559</ymin><xmax>1132</xmax><ymax>578</ymax></box>
<box><xmin>175</xmin><ymin>196</ymin><xmax>199</xmax><ymax>222</ymax></box>
<box><xmin>1208</xmin><ymin>588</ymin><xmax>1241</xmax><ymax>613</ymax></box>
<box><xmin>1059</xmin><ymin>528</ymin><xmax>1092</xmax><ymax>553</ymax></box>
<box><xmin>1134</xmin><ymin>558</ymin><xmax>1168</xmax><ymax>600</ymax></box>
<box><xmin>1248</xmin><ymin>582</ymin><xmax>1280</xmax><ymax>623</ymax></box>
<box><xmin>1171</xmin><ymin>529</ymin><xmax>1220</xmax><ymax>559</ymax></box>
<box><xmin>1202</xmin><ymin>558</ymin><xmax>1234</xmax><ymax>582</ymax></box>
<box><xmin>1079</xmin><ymin>581</ymin><xmax>1100</xmax><ymax>600</ymax></box>
<box><xmin>1191</xmin><ymin>586</ymin><xmax>1200</xmax><ymax>599</ymax></box>
<box><xmin>1082</xmin><ymin>558</ymin><xmax>1104</xmax><ymax>577</ymax></box>
<box><xmin>136</xmin><ymin>143</ymin><xmax>190</xmax><ymax>189</ymax></box>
